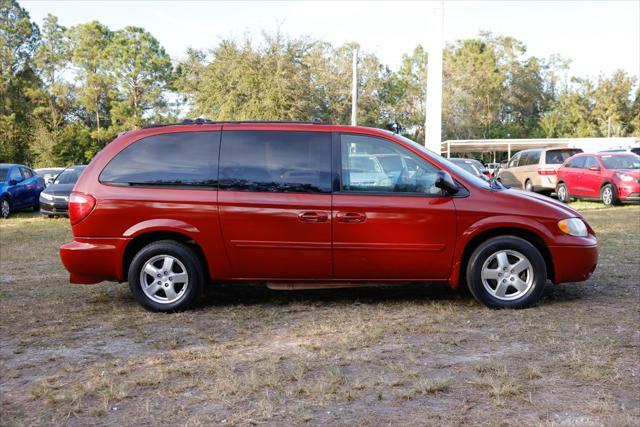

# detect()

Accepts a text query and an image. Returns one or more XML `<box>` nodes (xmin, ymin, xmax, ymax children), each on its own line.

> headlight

<box><xmin>558</xmin><ymin>218</ymin><xmax>588</xmax><ymax>237</ymax></box>
<box><xmin>616</xmin><ymin>173</ymin><xmax>634</xmax><ymax>182</ymax></box>
<box><xmin>40</xmin><ymin>192</ymin><xmax>53</xmax><ymax>201</ymax></box>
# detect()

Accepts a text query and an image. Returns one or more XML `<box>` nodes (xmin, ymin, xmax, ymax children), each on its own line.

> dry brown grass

<box><xmin>1</xmin><ymin>207</ymin><xmax>639</xmax><ymax>426</ymax></box>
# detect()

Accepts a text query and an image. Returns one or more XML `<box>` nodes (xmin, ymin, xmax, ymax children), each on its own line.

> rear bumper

<box><xmin>59</xmin><ymin>237</ymin><xmax>129</xmax><ymax>284</ymax></box>
<box><xmin>549</xmin><ymin>243</ymin><xmax>598</xmax><ymax>284</ymax></box>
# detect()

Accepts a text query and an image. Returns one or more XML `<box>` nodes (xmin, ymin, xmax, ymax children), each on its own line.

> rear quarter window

<box><xmin>100</xmin><ymin>132</ymin><xmax>220</xmax><ymax>187</ymax></box>
<box><xmin>546</xmin><ymin>149</ymin><xmax>582</xmax><ymax>164</ymax></box>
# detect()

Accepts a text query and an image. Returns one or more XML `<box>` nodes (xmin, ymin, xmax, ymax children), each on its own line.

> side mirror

<box><xmin>9</xmin><ymin>179</ymin><xmax>18</xmax><ymax>186</ymax></box>
<box><xmin>435</xmin><ymin>170</ymin><xmax>459</xmax><ymax>195</ymax></box>
<box><xmin>588</xmin><ymin>165</ymin><xmax>600</xmax><ymax>171</ymax></box>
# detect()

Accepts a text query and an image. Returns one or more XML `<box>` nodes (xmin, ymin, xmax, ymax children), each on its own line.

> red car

<box><xmin>556</xmin><ymin>153</ymin><xmax>640</xmax><ymax>206</ymax></box>
<box><xmin>59</xmin><ymin>121</ymin><xmax>598</xmax><ymax>311</ymax></box>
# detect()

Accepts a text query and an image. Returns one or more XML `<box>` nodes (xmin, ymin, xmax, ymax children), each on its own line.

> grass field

<box><xmin>1</xmin><ymin>203</ymin><xmax>639</xmax><ymax>426</ymax></box>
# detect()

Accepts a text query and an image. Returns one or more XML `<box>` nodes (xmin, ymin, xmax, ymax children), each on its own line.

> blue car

<box><xmin>0</xmin><ymin>163</ymin><xmax>45</xmax><ymax>219</ymax></box>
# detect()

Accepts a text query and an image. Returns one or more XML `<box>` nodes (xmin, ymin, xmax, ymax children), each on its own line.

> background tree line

<box><xmin>2</xmin><ymin>0</ymin><xmax>639</xmax><ymax>167</ymax></box>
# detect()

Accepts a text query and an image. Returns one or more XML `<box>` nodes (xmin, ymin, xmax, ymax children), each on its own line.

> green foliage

<box><xmin>1</xmin><ymin>2</ymin><xmax>638</xmax><ymax>166</ymax></box>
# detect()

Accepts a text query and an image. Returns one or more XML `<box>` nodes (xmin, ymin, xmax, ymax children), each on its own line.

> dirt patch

<box><xmin>1</xmin><ymin>207</ymin><xmax>639</xmax><ymax>426</ymax></box>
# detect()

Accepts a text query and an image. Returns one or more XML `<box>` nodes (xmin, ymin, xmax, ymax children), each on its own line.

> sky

<box><xmin>21</xmin><ymin>0</ymin><xmax>640</xmax><ymax>79</ymax></box>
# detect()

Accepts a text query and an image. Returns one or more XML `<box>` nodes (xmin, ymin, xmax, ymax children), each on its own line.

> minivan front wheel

<box><xmin>600</xmin><ymin>184</ymin><xmax>618</xmax><ymax>207</ymax></box>
<box><xmin>128</xmin><ymin>240</ymin><xmax>204</xmax><ymax>312</ymax></box>
<box><xmin>466</xmin><ymin>236</ymin><xmax>547</xmax><ymax>309</ymax></box>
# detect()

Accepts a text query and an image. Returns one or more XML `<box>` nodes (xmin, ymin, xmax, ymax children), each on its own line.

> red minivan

<box><xmin>59</xmin><ymin>121</ymin><xmax>598</xmax><ymax>311</ymax></box>
<box><xmin>556</xmin><ymin>152</ymin><xmax>640</xmax><ymax>206</ymax></box>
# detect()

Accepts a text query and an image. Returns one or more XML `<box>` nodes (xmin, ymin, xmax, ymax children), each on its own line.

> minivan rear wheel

<box><xmin>466</xmin><ymin>236</ymin><xmax>547</xmax><ymax>309</ymax></box>
<box><xmin>524</xmin><ymin>180</ymin><xmax>534</xmax><ymax>192</ymax></box>
<box><xmin>128</xmin><ymin>240</ymin><xmax>204</xmax><ymax>312</ymax></box>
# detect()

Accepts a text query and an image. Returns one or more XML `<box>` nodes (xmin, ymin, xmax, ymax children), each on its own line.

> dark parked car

<box><xmin>35</xmin><ymin>167</ymin><xmax>65</xmax><ymax>187</ymax></box>
<box><xmin>556</xmin><ymin>153</ymin><xmax>640</xmax><ymax>206</ymax></box>
<box><xmin>1</xmin><ymin>163</ymin><xmax>45</xmax><ymax>219</ymax></box>
<box><xmin>39</xmin><ymin>166</ymin><xmax>86</xmax><ymax>217</ymax></box>
<box><xmin>59</xmin><ymin>121</ymin><xmax>598</xmax><ymax>312</ymax></box>
<box><xmin>449</xmin><ymin>158</ymin><xmax>490</xmax><ymax>180</ymax></box>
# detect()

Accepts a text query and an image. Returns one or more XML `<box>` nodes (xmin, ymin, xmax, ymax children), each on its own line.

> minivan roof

<box><xmin>142</xmin><ymin>118</ymin><xmax>332</xmax><ymax>130</ymax></box>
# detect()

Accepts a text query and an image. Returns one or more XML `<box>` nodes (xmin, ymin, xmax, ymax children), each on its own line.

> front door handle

<box><xmin>298</xmin><ymin>211</ymin><xmax>329</xmax><ymax>223</ymax></box>
<box><xmin>336</xmin><ymin>212</ymin><xmax>367</xmax><ymax>224</ymax></box>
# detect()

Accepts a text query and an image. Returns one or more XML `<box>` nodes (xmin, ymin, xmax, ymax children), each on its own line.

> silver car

<box><xmin>497</xmin><ymin>148</ymin><xmax>582</xmax><ymax>193</ymax></box>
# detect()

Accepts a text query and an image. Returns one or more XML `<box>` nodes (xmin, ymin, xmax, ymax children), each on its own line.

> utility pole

<box><xmin>425</xmin><ymin>1</ymin><xmax>443</xmax><ymax>153</ymax></box>
<box><xmin>351</xmin><ymin>46</ymin><xmax>358</xmax><ymax>126</ymax></box>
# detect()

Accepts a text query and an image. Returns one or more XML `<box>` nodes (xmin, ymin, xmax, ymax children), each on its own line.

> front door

<box><xmin>218</xmin><ymin>130</ymin><xmax>333</xmax><ymax>279</ymax></box>
<box><xmin>332</xmin><ymin>133</ymin><xmax>457</xmax><ymax>280</ymax></box>
<box><xmin>581</xmin><ymin>156</ymin><xmax>603</xmax><ymax>198</ymax></box>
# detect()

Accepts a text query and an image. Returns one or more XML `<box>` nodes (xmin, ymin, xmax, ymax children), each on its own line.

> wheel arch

<box><xmin>457</xmin><ymin>227</ymin><xmax>555</xmax><ymax>290</ymax></box>
<box><xmin>122</xmin><ymin>230</ymin><xmax>209</xmax><ymax>281</ymax></box>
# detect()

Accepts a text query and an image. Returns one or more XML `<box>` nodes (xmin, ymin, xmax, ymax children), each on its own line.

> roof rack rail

<box><xmin>142</xmin><ymin>118</ymin><xmax>332</xmax><ymax>129</ymax></box>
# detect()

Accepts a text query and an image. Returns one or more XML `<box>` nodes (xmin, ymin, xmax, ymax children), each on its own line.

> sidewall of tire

<box><xmin>128</xmin><ymin>240</ymin><xmax>204</xmax><ymax>312</ymax></box>
<box><xmin>601</xmin><ymin>184</ymin><xmax>619</xmax><ymax>207</ymax></box>
<box><xmin>556</xmin><ymin>183</ymin><xmax>569</xmax><ymax>203</ymax></box>
<box><xmin>1</xmin><ymin>198</ymin><xmax>10</xmax><ymax>219</ymax></box>
<box><xmin>466</xmin><ymin>236</ymin><xmax>547</xmax><ymax>309</ymax></box>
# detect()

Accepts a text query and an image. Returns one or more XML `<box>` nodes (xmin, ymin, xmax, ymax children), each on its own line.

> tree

<box><xmin>68</xmin><ymin>21</ymin><xmax>114</xmax><ymax>142</ymax></box>
<box><xmin>0</xmin><ymin>0</ymin><xmax>41</xmax><ymax>163</ymax></box>
<box><xmin>108</xmin><ymin>26</ymin><xmax>172</xmax><ymax>129</ymax></box>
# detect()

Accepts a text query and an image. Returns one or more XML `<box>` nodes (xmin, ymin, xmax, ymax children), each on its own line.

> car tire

<box><xmin>128</xmin><ymin>240</ymin><xmax>204</xmax><ymax>312</ymax></box>
<box><xmin>600</xmin><ymin>184</ymin><xmax>618</xmax><ymax>207</ymax></box>
<box><xmin>524</xmin><ymin>179</ymin><xmax>534</xmax><ymax>192</ymax></box>
<box><xmin>466</xmin><ymin>236</ymin><xmax>547</xmax><ymax>309</ymax></box>
<box><xmin>556</xmin><ymin>183</ymin><xmax>570</xmax><ymax>203</ymax></box>
<box><xmin>1</xmin><ymin>198</ymin><xmax>10</xmax><ymax>219</ymax></box>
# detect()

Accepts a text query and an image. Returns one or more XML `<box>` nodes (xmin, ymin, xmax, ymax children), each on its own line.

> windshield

<box><xmin>0</xmin><ymin>167</ymin><xmax>7</xmax><ymax>182</ymax></box>
<box><xmin>392</xmin><ymin>133</ymin><xmax>492</xmax><ymax>190</ymax></box>
<box><xmin>55</xmin><ymin>167</ymin><xmax>84</xmax><ymax>184</ymax></box>
<box><xmin>600</xmin><ymin>155</ymin><xmax>640</xmax><ymax>170</ymax></box>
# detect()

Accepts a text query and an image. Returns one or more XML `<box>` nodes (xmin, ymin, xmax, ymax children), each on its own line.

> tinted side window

<box><xmin>566</xmin><ymin>156</ymin><xmax>586</xmax><ymax>169</ymax></box>
<box><xmin>340</xmin><ymin>134</ymin><xmax>440</xmax><ymax>194</ymax></box>
<box><xmin>508</xmin><ymin>153</ymin><xmax>521</xmax><ymax>168</ymax></box>
<box><xmin>585</xmin><ymin>157</ymin><xmax>600</xmax><ymax>169</ymax></box>
<box><xmin>528</xmin><ymin>150</ymin><xmax>542</xmax><ymax>165</ymax></box>
<box><xmin>219</xmin><ymin>131</ymin><xmax>331</xmax><ymax>193</ymax></box>
<box><xmin>9</xmin><ymin>168</ymin><xmax>22</xmax><ymax>182</ymax></box>
<box><xmin>519</xmin><ymin>152</ymin><xmax>531</xmax><ymax>166</ymax></box>
<box><xmin>100</xmin><ymin>132</ymin><xmax>219</xmax><ymax>187</ymax></box>
<box><xmin>20</xmin><ymin>167</ymin><xmax>33</xmax><ymax>178</ymax></box>
<box><xmin>546</xmin><ymin>149</ymin><xmax>582</xmax><ymax>164</ymax></box>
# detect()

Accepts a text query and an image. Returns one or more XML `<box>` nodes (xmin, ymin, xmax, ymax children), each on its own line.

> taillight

<box><xmin>537</xmin><ymin>167</ymin><xmax>557</xmax><ymax>176</ymax></box>
<box><xmin>68</xmin><ymin>192</ymin><xmax>96</xmax><ymax>225</ymax></box>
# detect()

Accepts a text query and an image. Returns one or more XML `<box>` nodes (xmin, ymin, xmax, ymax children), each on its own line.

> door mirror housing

<box><xmin>435</xmin><ymin>170</ymin><xmax>459</xmax><ymax>195</ymax></box>
<box><xmin>588</xmin><ymin>165</ymin><xmax>600</xmax><ymax>171</ymax></box>
<box><xmin>9</xmin><ymin>179</ymin><xmax>19</xmax><ymax>186</ymax></box>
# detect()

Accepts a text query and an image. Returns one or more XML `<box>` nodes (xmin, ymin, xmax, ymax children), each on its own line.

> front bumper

<box><xmin>59</xmin><ymin>237</ymin><xmax>130</xmax><ymax>284</ymax></box>
<box><xmin>40</xmin><ymin>196</ymin><xmax>69</xmax><ymax>216</ymax></box>
<box><xmin>548</xmin><ymin>243</ymin><xmax>598</xmax><ymax>284</ymax></box>
<box><xmin>617</xmin><ymin>183</ymin><xmax>640</xmax><ymax>203</ymax></box>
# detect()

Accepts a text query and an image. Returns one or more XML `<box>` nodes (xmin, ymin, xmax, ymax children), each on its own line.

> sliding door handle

<box><xmin>336</xmin><ymin>212</ymin><xmax>367</xmax><ymax>223</ymax></box>
<box><xmin>298</xmin><ymin>211</ymin><xmax>329</xmax><ymax>223</ymax></box>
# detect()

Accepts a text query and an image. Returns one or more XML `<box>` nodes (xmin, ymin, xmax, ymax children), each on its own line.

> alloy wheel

<box><xmin>1</xmin><ymin>200</ymin><xmax>9</xmax><ymax>218</ymax></box>
<box><xmin>139</xmin><ymin>255</ymin><xmax>189</xmax><ymax>304</ymax></box>
<box><xmin>480</xmin><ymin>249</ymin><xmax>534</xmax><ymax>301</ymax></box>
<box><xmin>557</xmin><ymin>185</ymin><xmax>567</xmax><ymax>202</ymax></box>
<box><xmin>602</xmin><ymin>187</ymin><xmax>613</xmax><ymax>206</ymax></box>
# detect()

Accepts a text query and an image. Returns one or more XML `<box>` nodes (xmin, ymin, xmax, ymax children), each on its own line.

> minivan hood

<box><xmin>501</xmin><ymin>188</ymin><xmax>581</xmax><ymax>219</ymax></box>
<box><xmin>43</xmin><ymin>183</ymin><xmax>74</xmax><ymax>196</ymax></box>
